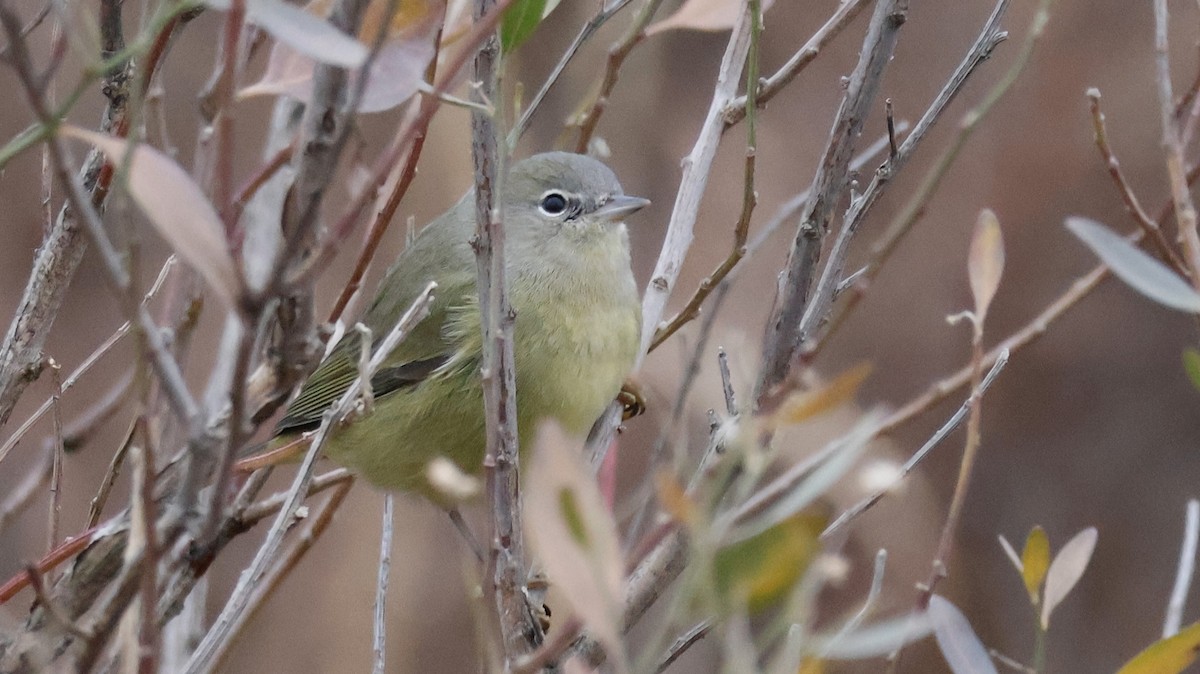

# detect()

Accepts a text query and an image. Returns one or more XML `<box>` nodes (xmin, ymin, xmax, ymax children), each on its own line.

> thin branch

<box><xmin>1087</xmin><ymin>87</ymin><xmax>1185</xmax><ymax>273</ymax></box>
<box><xmin>1164</xmin><ymin>498</ymin><xmax>1199</xmax><ymax>638</ymax></box>
<box><xmin>756</xmin><ymin>0</ymin><xmax>906</xmax><ymax>399</ymax></box>
<box><xmin>372</xmin><ymin>495</ymin><xmax>394</xmax><ymax>674</ymax></box>
<box><xmin>722</xmin><ymin>0</ymin><xmax>872</xmax><ymax>127</ymax></box>
<box><xmin>656</xmin><ymin>620</ymin><xmax>712</xmax><ymax>673</ymax></box>
<box><xmin>807</xmin><ymin>0</ymin><xmax>1045</xmax><ymax>359</ymax></box>
<box><xmin>570</xmin><ymin>0</ymin><xmax>669</xmax><ymax>152</ymax></box>
<box><xmin>25</xmin><ymin>563</ymin><xmax>90</xmax><ymax>639</ymax></box>
<box><xmin>46</xmin><ymin>358</ymin><xmax>64</xmax><ymax>553</ymax></box>
<box><xmin>1155</xmin><ymin>0</ymin><xmax>1200</xmax><ymax>285</ymax></box>
<box><xmin>821</xmin><ymin>352</ymin><xmax>1009</xmax><ymax>539</ymax></box>
<box><xmin>509</xmin><ymin>0</ymin><xmax>635</xmax><ymax>144</ymax></box>
<box><xmin>470</xmin><ymin>0</ymin><xmax>540</xmax><ymax>658</ymax></box>
<box><xmin>649</xmin><ymin>0</ymin><xmax>762</xmax><ymax>352</ymax></box>
<box><xmin>795</xmin><ymin>0</ymin><xmax>1009</xmax><ymax>358</ymax></box>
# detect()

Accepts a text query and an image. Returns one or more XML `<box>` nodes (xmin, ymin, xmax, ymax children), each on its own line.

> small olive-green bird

<box><xmin>269</xmin><ymin>152</ymin><xmax>646</xmax><ymax>500</ymax></box>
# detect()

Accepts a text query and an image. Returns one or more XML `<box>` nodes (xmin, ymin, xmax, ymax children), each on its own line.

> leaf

<box><xmin>240</xmin><ymin>0</ymin><xmax>442</xmax><ymax>112</ymax></box>
<box><xmin>206</xmin><ymin>0</ymin><xmax>368</xmax><ymax>67</ymax></box>
<box><xmin>1020</xmin><ymin>526</ymin><xmax>1050</xmax><ymax>603</ymax></box>
<box><xmin>1040</xmin><ymin>526</ymin><xmax>1097</xmax><ymax>628</ymax></box>
<box><xmin>60</xmin><ymin>127</ymin><xmax>238</xmax><ymax>307</ymax></box>
<box><xmin>1183</xmin><ymin>349</ymin><xmax>1200</xmax><ymax>392</ymax></box>
<box><xmin>928</xmin><ymin>595</ymin><xmax>999</xmax><ymax>674</ymax></box>
<box><xmin>713</xmin><ymin>511</ymin><xmax>825</xmax><ymax>613</ymax></box>
<box><xmin>1065</xmin><ymin>217</ymin><xmax>1200</xmax><ymax>313</ymax></box>
<box><xmin>817</xmin><ymin>613</ymin><xmax>934</xmax><ymax>659</ymax></box>
<box><xmin>654</xmin><ymin>471</ymin><xmax>697</xmax><ymax>527</ymax></box>
<box><xmin>767</xmin><ymin>363</ymin><xmax>872</xmax><ymax>429</ymax></box>
<box><xmin>501</xmin><ymin>0</ymin><xmax>562</xmax><ymax>52</ymax></box>
<box><xmin>1114</xmin><ymin>621</ymin><xmax>1200</xmax><ymax>674</ymax></box>
<box><xmin>648</xmin><ymin>0</ymin><xmax>775</xmax><ymax>34</ymax></box>
<box><xmin>968</xmin><ymin>209</ymin><xmax>1004</xmax><ymax>323</ymax></box>
<box><xmin>525</xmin><ymin>422</ymin><xmax>628</xmax><ymax>673</ymax></box>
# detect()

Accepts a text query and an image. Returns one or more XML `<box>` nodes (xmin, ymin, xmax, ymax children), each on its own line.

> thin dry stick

<box><xmin>183</xmin><ymin>285</ymin><xmax>435</xmax><ymax>674</ymax></box>
<box><xmin>1155</xmin><ymin>0</ymin><xmax>1200</xmax><ymax>285</ymax></box>
<box><xmin>46</xmin><ymin>358</ymin><xmax>64</xmax><ymax>553</ymax></box>
<box><xmin>656</xmin><ymin>620</ymin><xmax>712</xmax><ymax>673</ymax></box>
<box><xmin>795</xmin><ymin>0</ymin><xmax>1010</xmax><ymax>354</ymax></box>
<box><xmin>820</xmin><ymin>352</ymin><xmax>1009</xmax><ymax>539</ymax></box>
<box><xmin>0</xmin><ymin>256</ymin><xmax>175</xmax><ymax>467</ymax></box>
<box><xmin>649</xmin><ymin>0</ymin><xmax>762</xmax><ymax>353</ymax></box>
<box><xmin>87</xmin><ymin>421</ymin><xmax>136</xmax><ymax>528</ymax></box>
<box><xmin>201</xmin><ymin>479</ymin><xmax>356</xmax><ymax>674</ymax></box>
<box><xmin>25</xmin><ymin>563</ymin><xmax>90</xmax><ymax>639</ymax></box>
<box><xmin>372</xmin><ymin>494</ymin><xmax>394</xmax><ymax>674</ymax></box>
<box><xmin>509</xmin><ymin>0</ymin><xmax>635</xmax><ymax>144</ymax></box>
<box><xmin>0</xmin><ymin>4</ymin><xmax>203</xmax><ymax>444</ymax></box>
<box><xmin>132</xmin><ymin>416</ymin><xmax>162</xmax><ymax>674</ymax></box>
<box><xmin>757</xmin><ymin>0</ymin><xmax>906</xmax><ymax>399</ymax></box>
<box><xmin>0</xmin><ymin>0</ymin><xmax>172</xmax><ymax>433</ymax></box>
<box><xmin>1164</xmin><ymin>498</ymin><xmax>1199</xmax><ymax>638</ymax></box>
<box><xmin>570</xmin><ymin>0</ymin><xmax>669</xmax><ymax>153</ymax></box>
<box><xmin>469</xmin><ymin>0</ymin><xmax>540</xmax><ymax>658</ymax></box>
<box><xmin>808</xmin><ymin>0</ymin><xmax>1047</xmax><ymax>359</ymax></box>
<box><xmin>722</xmin><ymin>0</ymin><xmax>872</xmax><ymax>127</ymax></box>
<box><xmin>1087</xmin><ymin>87</ymin><xmax>1185</xmax><ymax>273</ymax></box>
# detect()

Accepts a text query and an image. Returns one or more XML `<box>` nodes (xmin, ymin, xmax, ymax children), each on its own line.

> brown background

<box><xmin>1</xmin><ymin>0</ymin><xmax>1198</xmax><ymax>671</ymax></box>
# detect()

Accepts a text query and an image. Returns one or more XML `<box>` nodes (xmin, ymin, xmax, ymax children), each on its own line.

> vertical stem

<box><xmin>470</xmin><ymin>0</ymin><xmax>538</xmax><ymax>662</ymax></box>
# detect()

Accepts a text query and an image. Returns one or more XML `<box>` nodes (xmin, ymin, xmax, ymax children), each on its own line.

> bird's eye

<box><xmin>539</xmin><ymin>192</ymin><xmax>569</xmax><ymax>216</ymax></box>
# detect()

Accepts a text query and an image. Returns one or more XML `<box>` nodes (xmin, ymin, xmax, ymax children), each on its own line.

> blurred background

<box><xmin>2</xmin><ymin>0</ymin><xmax>1199</xmax><ymax>671</ymax></box>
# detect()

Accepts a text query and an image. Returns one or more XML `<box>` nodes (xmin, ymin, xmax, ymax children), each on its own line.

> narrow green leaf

<box><xmin>501</xmin><ymin>0</ymin><xmax>550</xmax><ymax>52</ymax></box>
<box><xmin>714</xmin><ymin>512</ymin><xmax>824</xmax><ymax>613</ymax></box>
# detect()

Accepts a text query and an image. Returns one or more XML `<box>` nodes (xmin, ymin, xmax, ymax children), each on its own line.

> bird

<box><xmin>265</xmin><ymin>151</ymin><xmax>647</xmax><ymax>501</ymax></box>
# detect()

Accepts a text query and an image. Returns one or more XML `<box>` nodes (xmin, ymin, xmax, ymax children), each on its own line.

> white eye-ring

<box><xmin>539</xmin><ymin>191</ymin><xmax>569</xmax><ymax>216</ymax></box>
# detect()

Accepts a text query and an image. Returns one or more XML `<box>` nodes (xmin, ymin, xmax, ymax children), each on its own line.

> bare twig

<box><xmin>372</xmin><ymin>495</ymin><xmax>394</xmax><ymax>674</ymax></box>
<box><xmin>1087</xmin><ymin>87</ymin><xmax>1185</xmax><ymax>273</ymax></box>
<box><xmin>722</xmin><ymin>0</ymin><xmax>871</xmax><ymax>127</ymax></box>
<box><xmin>796</xmin><ymin>0</ymin><xmax>1009</xmax><ymax>357</ymax></box>
<box><xmin>649</xmin><ymin>1</ymin><xmax>762</xmax><ymax>352</ymax></box>
<box><xmin>757</xmin><ymin>0</ymin><xmax>906</xmax><ymax>399</ymax></box>
<box><xmin>25</xmin><ymin>563</ymin><xmax>90</xmax><ymax>639</ymax></box>
<box><xmin>656</xmin><ymin>620</ymin><xmax>712</xmax><ymax>673</ymax></box>
<box><xmin>1164</xmin><ymin>499</ymin><xmax>1200</xmax><ymax>638</ymax></box>
<box><xmin>46</xmin><ymin>358</ymin><xmax>64</xmax><ymax>553</ymax></box>
<box><xmin>1155</xmin><ymin>0</ymin><xmax>1200</xmax><ymax>285</ymax></box>
<box><xmin>570</xmin><ymin>0</ymin><xmax>669</xmax><ymax>152</ymax></box>
<box><xmin>470</xmin><ymin>0</ymin><xmax>541</xmax><ymax>659</ymax></box>
<box><xmin>509</xmin><ymin>0</ymin><xmax>635</xmax><ymax>144</ymax></box>
<box><xmin>0</xmin><ymin>0</ymin><xmax>177</xmax><ymax>434</ymax></box>
<box><xmin>821</xmin><ymin>352</ymin><xmax>1009</xmax><ymax>539</ymax></box>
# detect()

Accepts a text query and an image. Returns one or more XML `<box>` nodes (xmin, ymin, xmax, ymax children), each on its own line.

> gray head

<box><xmin>502</xmin><ymin>152</ymin><xmax>649</xmax><ymax>228</ymax></box>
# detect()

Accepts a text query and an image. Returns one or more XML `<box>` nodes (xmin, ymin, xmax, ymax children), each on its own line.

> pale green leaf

<box><xmin>928</xmin><ymin>595</ymin><xmax>999</xmax><ymax>674</ymax></box>
<box><xmin>1066</xmin><ymin>217</ymin><xmax>1200</xmax><ymax>313</ymax></box>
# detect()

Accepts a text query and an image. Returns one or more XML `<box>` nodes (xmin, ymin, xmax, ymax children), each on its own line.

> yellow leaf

<box><xmin>1114</xmin><ymin>622</ymin><xmax>1200</xmax><ymax>674</ymax></box>
<box><xmin>968</xmin><ymin>208</ymin><xmax>1005</xmax><ymax>323</ymax></box>
<box><xmin>769</xmin><ymin>363</ymin><xmax>872</xmax><ymax>429</ymax></box>
<box><xmin>1020</xmin><ymin>526</ymin><xmax>1050</xmax><ymax>603</ymax></box>
<box><xmin>714</xmin><ymin>511</ymin><xmax>826</xmax><ymax>613</ymax></box>
<box><xmin>308</xmin><ymin>0</ymin><xmax>443</xmax><ymax>42</ymax></box>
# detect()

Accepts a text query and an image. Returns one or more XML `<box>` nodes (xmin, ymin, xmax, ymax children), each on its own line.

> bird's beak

<box><xmin>595</xmin><ymin>195</ymin><xmax>651</xmax><ymax>221</ymax></box>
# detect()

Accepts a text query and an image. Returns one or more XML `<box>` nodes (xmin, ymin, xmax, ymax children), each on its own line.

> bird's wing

<box><xmin>275</xmin><ymin>203</ymin><xmax>477</xmax><ymax>435</ymax></box>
